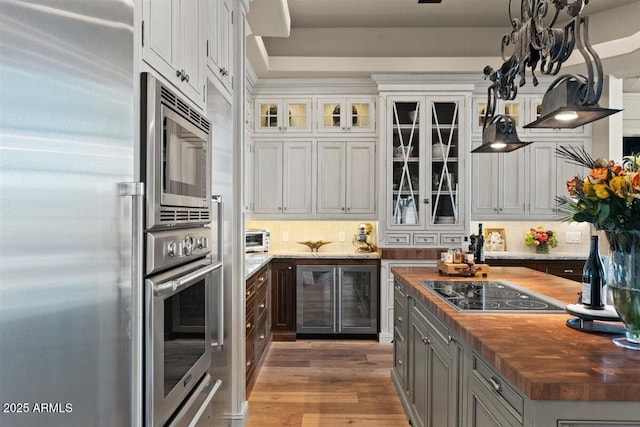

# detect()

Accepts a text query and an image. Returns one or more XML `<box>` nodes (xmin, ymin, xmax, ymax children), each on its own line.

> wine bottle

<box><xmin>582</xmin><ymin>235</ymin><xmax>605</xmax><ymax>310</ymax></box>
<box><xmin>475</xmin><ymin>223</ymin><xmax>485</xmax><ymax>263</ymax></box>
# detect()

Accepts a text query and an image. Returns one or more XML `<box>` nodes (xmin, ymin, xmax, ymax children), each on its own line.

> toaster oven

<box><xmin>245</xmin><ymin>229</ymin><xmax>270</xmax><ymax>253</ymax></box>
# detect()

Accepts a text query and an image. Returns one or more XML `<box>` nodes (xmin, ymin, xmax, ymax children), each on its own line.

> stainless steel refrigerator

<box><xmin>0</xmin><ymin>1</ymin><xmax>141</xmax><ymax>426</ymax></box>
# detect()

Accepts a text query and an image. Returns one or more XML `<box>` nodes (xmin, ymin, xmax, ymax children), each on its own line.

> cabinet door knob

<box><xmin>176</xmin><ymin>69</ymin><xmax>182</xmax><ymax>77</ymax></box>
<box><xmin>287</xmin><ymin>266</ymin><xmax>293</xmax><ymax>270</ymax></box>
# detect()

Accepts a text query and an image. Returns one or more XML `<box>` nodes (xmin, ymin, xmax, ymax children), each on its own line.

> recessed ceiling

<box><xmin>246</xmin><ymin>0</ymin><xmax>640</xmax><ymax>79</ymax></box>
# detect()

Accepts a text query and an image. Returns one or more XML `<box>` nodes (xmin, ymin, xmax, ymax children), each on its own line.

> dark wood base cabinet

<box><xmin>486</xmin><ymin>258</ymin><xmax>585</xmax><ymax>282</ymax></box>
<box><xmin>245</xmin><ymin>265</ymin><xmax>271</xmax><ymax>396</ymax></box>
<box><xmin>271</xmin><ymin>260</ymin><xmax>297</xmax><ymax>341</ymax></box>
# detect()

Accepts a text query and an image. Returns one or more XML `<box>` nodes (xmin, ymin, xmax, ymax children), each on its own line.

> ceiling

<box><xmin>246</xmin><ymin>0</ymin><xmax>640</xmax><ymax>83</ymax></box>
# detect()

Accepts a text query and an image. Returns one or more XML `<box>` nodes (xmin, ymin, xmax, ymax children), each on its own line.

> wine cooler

<box><xmin>296</xmin><ymin>264</ymin><xmax>378</xmax><ymax>335</ymax></box>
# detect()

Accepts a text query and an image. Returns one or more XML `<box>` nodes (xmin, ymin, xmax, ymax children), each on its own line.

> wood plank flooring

<box><xmin>246</xmin><ymin>340</ymin><xmax>409</xmax><ymax>427</ymax></box>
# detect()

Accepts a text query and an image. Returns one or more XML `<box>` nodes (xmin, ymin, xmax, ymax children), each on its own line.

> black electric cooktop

<box><xmin>418</xmin><ymin>280</ymin><xmax>566</xmax><ymax>313</ymax></box>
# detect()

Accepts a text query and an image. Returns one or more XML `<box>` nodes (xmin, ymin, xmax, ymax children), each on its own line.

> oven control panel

<box><xmin>146</xmin><ymin>228</ymin><xmax>212</xmax><ymax>275</ymax></box>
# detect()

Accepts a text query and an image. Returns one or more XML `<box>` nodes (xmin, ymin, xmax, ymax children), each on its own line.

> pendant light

<box><xmin>472</xmin><ymin>0</ymin><xmax>621</xmax><ymax>155</ymax></box>
<box><xmin>472</xmin><ymin>78</ymin><xmax>532</xmax><ymax>154</ymax></box>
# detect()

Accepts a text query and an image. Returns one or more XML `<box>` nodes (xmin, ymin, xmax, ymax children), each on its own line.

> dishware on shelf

<box><xmin>408</xmin><ymin>110</ymin><xmax>418</xmax><ymax>124</ymax></box>
<box><xmin>432</xmin><ymin>143</ymin><xmax>444</xmax><ymax>160</ymax></box>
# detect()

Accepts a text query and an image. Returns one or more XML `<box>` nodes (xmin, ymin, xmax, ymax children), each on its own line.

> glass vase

<box><xmin>536</xmin><ymin>244</ymin><xmax>549</xmax><ymax>254</ymax></box>
<box><xmin>605</xmin><ymin>230</ymin><xmax>640</xmax><ymax>350</ymax></box>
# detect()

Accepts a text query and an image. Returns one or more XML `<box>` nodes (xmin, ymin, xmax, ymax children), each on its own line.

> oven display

<box><xmin>163</xmin><ymin>117</ymin><xmax>207</xmax><ymax>201</ymax></box>
<box><xmin>163</xmin><ymin>278</ymin><xmax>206</xmax><ymax>396</ymax></box>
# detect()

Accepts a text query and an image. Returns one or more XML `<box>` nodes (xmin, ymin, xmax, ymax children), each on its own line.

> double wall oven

<box><xmin>142</xmin><ymin>73</ymin><xmax>222</xmax><ymax>427</ymax></box>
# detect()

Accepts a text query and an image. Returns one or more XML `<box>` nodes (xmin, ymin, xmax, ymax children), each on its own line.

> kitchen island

<box><xmin>391</xmin><ymin>266</ymin><xmax>640</xmax><ymax>427</ymax></box>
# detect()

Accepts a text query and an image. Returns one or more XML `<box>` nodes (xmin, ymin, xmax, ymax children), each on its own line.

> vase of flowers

<box><xmin>557</xmin><ymin>146</ymin><xmax>640</xmax><ymax>350</ymax></box>
<box><xmin>524</xmin><ymin>226</ymin><xmax>558</xmax><ymax>254</ymax></box>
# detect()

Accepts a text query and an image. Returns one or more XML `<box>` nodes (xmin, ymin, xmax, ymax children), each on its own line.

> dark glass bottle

<box><xmin>475</xmin><ymin>223</ymin><xmax>485</xmax><ymax>263</ymax></box>
<box><xmin>582</xmin><ymin>235</ymin><xmax>605</xmax><ymax>310</ymax></box>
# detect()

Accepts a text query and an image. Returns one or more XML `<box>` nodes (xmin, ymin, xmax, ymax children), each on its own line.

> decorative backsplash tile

<box><xmin>246</xmin><ymin>220</ymin><xmax>378</xmax><ymax>253</ymax></box>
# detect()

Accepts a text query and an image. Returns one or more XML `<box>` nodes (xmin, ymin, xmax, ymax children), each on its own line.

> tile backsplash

<box><xmin>246</xmin><ymin>220</ymin><xmax>378</xmax><ymax>253</ymax></box>
<box><xmin>246</xmin><ymin>219</ymin><xmax>595</xmax><ymax>256</ymax></box>
<box><xmin>470</xmin><ymin>220</ymin><xmax>592</xmax><ymax>256</ymax></box>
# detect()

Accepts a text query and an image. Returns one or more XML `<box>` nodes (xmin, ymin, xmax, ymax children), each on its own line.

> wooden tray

<box><xmin>437</xmin><ymin>260</ymin><xmax>489</xmax><ymax>277</ymax></box>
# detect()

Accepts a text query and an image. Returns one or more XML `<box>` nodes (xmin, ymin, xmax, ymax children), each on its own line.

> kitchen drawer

<box><xmin>254</xmin><ymin>266</ymin><xmax>270</xmax><ymax>292</ymax></box>
<box><xmin>386</xmin><ymin>233</ymin><xmax>410</xmax><ymax>245</ymax></box>
<box><xmin>472</xmin><ymin>352</ymin><xmax>524</xmax><ymax>423</ymax></box>
<box><xmin>246</xmin><ymin>333</ymin><xmax>255</xmax><ymax>373</ymax></box>
<box><xmin>254</xmin><ymin>317</ymin><xmax>270</xmax><ymax>361</ymax></box>
<box><xmin>440</xmin><ymin>233</ymin><xmax>465</xmax><ymax>245</ymax></box>
<box><xmin>414</xmin><ymin>297</ymin><xmax>449</xmax><ymax>345</ymax></box>
<box><xmin>393</xmin><ymin>340</ymin><xmax>407</xmax><ymax>385</ymax></box>
<box><xmin>246</xmin><ymin>304</ymin><xmax>256</xmax><ymax>337</ymax></box>
<box><xmin>394</xmin><ymin>295</ymin><xmax>407</xmax><ymax>342</ymax></box>
<box><xmin>414</xmin><ymin>233</ymin><xmax>437</xmax><ymax>245</ymax></box>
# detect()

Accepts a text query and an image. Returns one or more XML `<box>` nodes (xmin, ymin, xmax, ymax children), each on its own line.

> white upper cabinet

<box><xmin>206</xmin><ymin>0</ymin><xmax>234</xmax><ymax>92</ymax></box>
<box><xmin>381</xmin><ymin>95</ymin><xmax>467</xmax><ymax>247</ymax></box>
<box><xmin>253</xmin><ymin>140</ymin><xmax>314</xmax><ymax>214</ymax></box>
<box><xmin>142</xmin><ymin>0</ymin><xmax>205</xmax><ymax>107</ymax></box>
<box><xmin>254</xmin><ymin>98</ymin><xmax>313</xmax><ymax>133</ymax></box>
<box><xmin>317</xmin><ymin>98</ymin><xmax>376</xmax><ymax>133</ymax></box>
<box><xmin>316</xmin><ymin>141</ymin><xmax>376</xmax><ymax>215</ymax></box>
<box><xmin>470</xmin><ymin>142</ymin><xmax>527</xmax><ymax>218</ymax></box>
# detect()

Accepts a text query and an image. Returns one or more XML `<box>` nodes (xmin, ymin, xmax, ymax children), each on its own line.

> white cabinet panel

<box><xmin>253</xmin><ymin>140</ymin><xmax>313</xmax><ymax>215</ymax></box>
<box><xmin>317</xmin><ymin>141</ymin><xmax>376</xmax><ymax>215</ymax></box>
<box><xmin>142</xmin><ymin>0</ymin><xmax>204</xmax><ymax>106</ymax></box>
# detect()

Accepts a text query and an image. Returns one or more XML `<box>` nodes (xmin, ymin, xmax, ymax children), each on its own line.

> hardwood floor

<box><xmin>246</xmin><ymin>340</ymin><xmax>409</xmax><ymax>427</ymax></box>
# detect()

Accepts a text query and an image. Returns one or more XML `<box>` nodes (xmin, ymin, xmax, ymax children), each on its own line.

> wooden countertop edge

<box><xmin>391</xmin><ymin>266</ymin><xmax>640</xmax><ymax>402</ymax></box>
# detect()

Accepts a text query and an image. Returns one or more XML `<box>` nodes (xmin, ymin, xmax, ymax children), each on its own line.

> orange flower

<box><xmin>566</xmin><ymin>177</ymin><xmax>579</xmax><ymax>197</ymax></box>
<box><xmin>588</xmin><ymin>167</ymin><xmax>609</xmax><ymax>184</ymax></box>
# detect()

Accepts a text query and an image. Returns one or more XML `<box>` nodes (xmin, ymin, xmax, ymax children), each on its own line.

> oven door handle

<box><xmin>154</xmin><ymin>262</ymin><xmax>221</xmax><ymax>297</ymax></box>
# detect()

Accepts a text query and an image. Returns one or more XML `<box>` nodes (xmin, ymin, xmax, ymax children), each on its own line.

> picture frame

<box><xmin>484</xmin><ymin>227</ymin><xmax>507</xmax><ymax>252</ymax></box>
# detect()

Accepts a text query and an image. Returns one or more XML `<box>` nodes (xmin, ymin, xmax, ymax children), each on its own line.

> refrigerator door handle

<box><xmin>118</xmin><ymin>181</ymin><xmax>144</xmax><ymax>427</ymax></box>
<box><xmin>212</xmin><ymin>195</ymin><xmax>223</xmax><ymax>265</ymax></box>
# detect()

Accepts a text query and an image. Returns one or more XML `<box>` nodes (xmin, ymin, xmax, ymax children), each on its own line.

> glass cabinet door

<box><xmin>390</xmin><ymin>100</ymin><xmax>422</xmax><ymax>227</ymax></box>
<box><xmin>339</xmin><ymin>266</ymin><xmax>378</xmax><ymax>334</ymax></box>
<box><xmin>430</xmin><ymin>101</ymin><xmax>460</xmax><ymax>226</ymax></box>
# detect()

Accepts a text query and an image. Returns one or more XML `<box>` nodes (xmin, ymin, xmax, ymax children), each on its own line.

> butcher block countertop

<box><xmin>390</xmin><ymin>266</ymin><xmax>640</xmax><ymax>402</ymax></box>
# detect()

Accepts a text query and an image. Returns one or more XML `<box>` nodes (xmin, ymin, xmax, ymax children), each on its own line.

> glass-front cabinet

<box><xmin>254</xmin><ymin>98</ymin><xmax>312</xmax><ymax>133</ymax></box>
<box><xmin>385</xmin><ymin>96</ymin><xmax>467</xmax><ymax>246</ymax></box>
<box><xmin>317</xmin><ymin>97</ymin><xmax>376</xmax><ymax>133</ymax></box>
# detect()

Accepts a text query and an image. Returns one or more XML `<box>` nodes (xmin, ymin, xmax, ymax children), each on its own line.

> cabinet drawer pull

<box><xmin>259</xmin><ymin>303</ymin><xmax>266</xmax><ymax>309</ymax></box>
<box><xmin>246</xmin><ymin>290</ymin><xmax>253</xmax><ymax>298</ymax></box>
<box><xmin>397</xmin><ymin>360</ymin><xmax>403</xmax><ymax>365</ymax></box>
<box><xmin>259</xmin><ymin>334</ymin><xmax>265</xmax><ymax>340</ymax></box>
<box><xmin>396</xmin><ymin>316</ymin><xmax>403</xmax><ymax>322</ymax></box>
<box><xmin>246</xmin><ymin>322</ymin><xmax>252</xmax><ymax>330</ymax></box>
<box><xmin>259</xmin><ymin>276</ymin><xmax>265</xmax><ymax>282</ymax></box>
<box><xmin>421</xmin><ymin>336</ymin><xmax>430</xmax><ymax>345</ymax></box>
<box><xmin>246</xmin><ymin>361</ymin><xmax>251</xmax><ymax>367</ymax></box>
<box><xmin>489</xmin><ymin>376</ymin><xmax>503</xmax><ymax>393</ymax></box>
<box><xmin>564</xmin><ymin>269</ymin><xmax>574</xmax><ymax>273</ymax></box>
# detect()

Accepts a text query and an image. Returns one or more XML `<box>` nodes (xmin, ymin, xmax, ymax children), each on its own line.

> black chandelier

<box><xmin>472</xmin><ymin>0</ymin><xmax>622</xmax><ymax>154</ymax></box>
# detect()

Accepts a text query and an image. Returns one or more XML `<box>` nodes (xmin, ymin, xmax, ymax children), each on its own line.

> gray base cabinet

<box><xmin>392</xmin><ymin>279</ymin><xmax>463</xmax><ymax>427</ymax></box>
<box><xmin>392</xmin><ymin>278</ymin><xmax>640</xmax><ymax>427</ymax></box>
